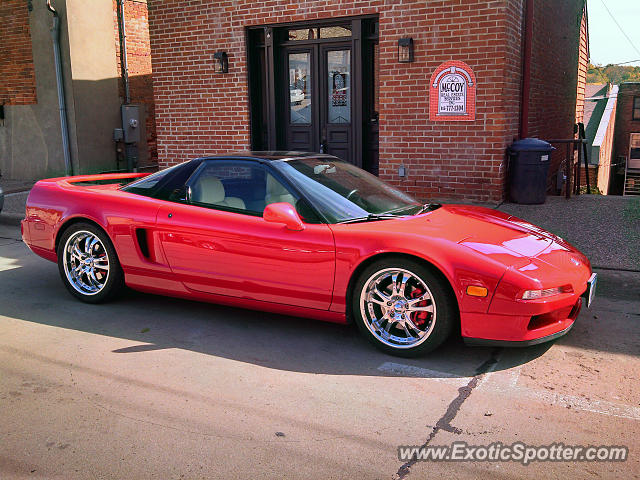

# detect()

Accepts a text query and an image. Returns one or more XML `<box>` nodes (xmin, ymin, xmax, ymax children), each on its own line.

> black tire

<box><xmin>57</xmin><ymin>222</ymin><xmax>124</xmax><ymax>303</ymax></box>
<box><xmin>352</xmin><ymin>257</ymin><xmax>456</xmax><ymax>357</ymax></box>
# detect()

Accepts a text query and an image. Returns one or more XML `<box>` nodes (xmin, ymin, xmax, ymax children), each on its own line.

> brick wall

<box><xmin>0</xmin><ymin>0</ymin><xmax>36</xmax><ymax>105</ymax></box>
<box><xmin>578</xmin><ymin>166</ymin><xmax>597</xmax><ymax>190</ymax></box>
<box><xmin>112</xmin><ymin>0</ymin><xmax>157</xmax><ymax>164</ymax></box>
<box><xmin>575</xmin><ymin>5</ymin><xmax>588</xmax><ymax>125</ymax></box>
<box><xmin>503</xmin><ymin>0</ymin><xmax>526</xmax><ymax>197</ymax></box>
<box><xmin>614</xmin><ymin>83</ymin><xmax>640</xmax><ymax>168</ymax></box>
<box><xmin>148</xmin><ymin>0</ymin><xmax>584</xmax><ymax>203</ymax></box>
<box><xmin>526</xmin><ymin>0</ymin><xmax>585</xmax><ymax>184</ymax></box>
<box><xmin>376</xmin><ymin>1</ymin><xmax>525</xmax><ymax>202</ymax></box>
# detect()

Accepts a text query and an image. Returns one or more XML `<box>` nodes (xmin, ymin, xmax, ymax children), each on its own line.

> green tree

<box><xmin>588</xmin><ymin>63</ymin><xmax>640</xmax><ymax>84</ymax></box>
<box><xmin>587</xmin><ymin>63</ymin><xmax>606</xmax><ymax>84</ymax></box>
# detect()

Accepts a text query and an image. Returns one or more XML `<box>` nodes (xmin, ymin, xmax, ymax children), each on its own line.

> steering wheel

<box><xmin>346</xmin><ymin>189</ymin><xmax>359</xmax><ymax>201</ymax></box>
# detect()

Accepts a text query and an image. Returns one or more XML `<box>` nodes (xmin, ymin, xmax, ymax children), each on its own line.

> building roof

<box><xmin>592</xmin><ymin>85</ymin><xmax>618</xmax><ymax>149</ymax></box>
<box><xmin>585</xmin><ymin>84</ymin><xmax>606</xmax><ymax>99</ymax></box>
<box><xmin>584</xmin><ymin>85</ymin><xmax>608</xmax><ymax>150</ymax></box>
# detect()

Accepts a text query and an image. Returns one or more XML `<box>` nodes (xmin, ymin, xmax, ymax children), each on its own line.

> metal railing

<box><xmin>546</xmin><ymin>123</ymin><xmax>590</xmax><ymax>199</ymax></box>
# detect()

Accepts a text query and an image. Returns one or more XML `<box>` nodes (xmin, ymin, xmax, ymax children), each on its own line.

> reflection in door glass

<box><xmin>319</xmin><ymin>26</ymin><xmax>351</xmax><ymax>38</ymax></box>
<box><xmin>327</xmin><ymin>50</ymin><xmax>350</xmax><ymax>124</ymax></box>
<box><xmin>288</xmin><ymin>28</ymin><xmax>316</xmax><ymax>41</ymax></box>
<box><xmin>289</xmin><ymin>52</ymin><xmax>311</xmax><ymax>124</ymax></box>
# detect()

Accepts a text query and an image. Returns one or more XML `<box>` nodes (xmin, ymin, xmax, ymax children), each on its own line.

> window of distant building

<box><xmin>634</xmin><ymin>96</ymin><xmax>640</xmax><ymax>121</ymax></box>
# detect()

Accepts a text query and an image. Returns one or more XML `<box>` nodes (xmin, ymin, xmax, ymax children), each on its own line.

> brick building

<box><xmin>613</xmin><ymin>82</ymin><xmax>640</xmax><ymax>195</ymax></box>
<box><xmin>0</xmin><ymin>0</ymin><xmax>156</xmax><ymax>180</ymax></box>
<box><xmin>112</xmin><ymin>0</ymin><xmax>157</xmax><ymax>166</ymax></box>
<box><xmin>0</xmin><ymin>1</ymin><xmax>36</xmax><ymax>107</ymax></box>
<box><xmin>148</xmin><ymin>0</ymin><xmax>589</xmax><ymax>203</ymax></box>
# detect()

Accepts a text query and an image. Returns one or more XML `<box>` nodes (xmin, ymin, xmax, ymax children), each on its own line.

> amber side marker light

<box><xmin>466</xmin><ymin>286</ymin><xmax>488</xmax><ymax>297</ymax></box>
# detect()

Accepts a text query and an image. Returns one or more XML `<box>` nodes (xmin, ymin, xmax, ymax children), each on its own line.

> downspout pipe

<box><xmin>46</xmin><ymin>0</ymin><xmax>73</xmax><ymax>176</ymax></box>
<box><xmin>116</xmin><ymin>0</ymin><xmax>130</xmax><ymax>104</ymax></box>
<box><xmin>519</xmin><ymin>0</ymin><xmax>534</xmax><ymax>139</ymax></box>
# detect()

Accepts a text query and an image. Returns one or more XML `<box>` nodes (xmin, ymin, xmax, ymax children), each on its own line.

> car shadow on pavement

<box><xmin>0</xmin><ymin>256</ymin><xmax>567</xmax><ymax>380</ymax></box>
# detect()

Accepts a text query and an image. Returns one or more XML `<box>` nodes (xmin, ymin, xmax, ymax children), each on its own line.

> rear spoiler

<box><xmin>50</xmin><ymin>172</ymin><xmax>150</xmax><ymax>187</ymax></box>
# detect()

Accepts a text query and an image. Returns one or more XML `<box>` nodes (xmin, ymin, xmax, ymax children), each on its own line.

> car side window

<box><xmin>186</xmin><ymin>161</ymin><xmax>291</xmax><ymax>216</ymax></box>
<box><xmin>187</xmin><ymin>160</ymin><xmax>322</xmax><ymax>223</ymax></box>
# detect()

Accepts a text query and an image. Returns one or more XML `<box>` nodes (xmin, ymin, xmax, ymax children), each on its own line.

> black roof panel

<box><xmin>197</xmin><ymin>151</ymin><xmax>337</xmax><ymax>162</ymax></box>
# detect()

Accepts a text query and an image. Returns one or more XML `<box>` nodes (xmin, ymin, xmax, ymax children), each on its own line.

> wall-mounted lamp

<box><xmin>398</xmin><ymin>37</ymin><xmax>414</xmax><ymax>63</ymax></box>
<box><xmin>213</xmin><ymin>51</ymin><xmax>228</xmax><ymax>74</ymax></box>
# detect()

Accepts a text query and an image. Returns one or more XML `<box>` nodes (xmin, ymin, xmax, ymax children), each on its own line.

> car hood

<box><xmin>345</xmin><ymin>204</ymin><xmax>578</xmax><ymax>261</ymax></box>
<box><xmin>389</xmin><ymin>205</ymin><xmax>549</xmax><ymax>251</ymax></box>
<box><xmin>446</xmin><ymin>205</ymin><xmax>553</xmax><ymax>257</ymax></box>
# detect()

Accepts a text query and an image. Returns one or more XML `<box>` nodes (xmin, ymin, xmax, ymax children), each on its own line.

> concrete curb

<box><xmin>0</xmin><ymin>213</ymin><xmax>23</xmax><ymax>226</ymax></box>
<box><xmin>2</xmin><ymin>187</ymin><xmax>33</xmax><ymax>195</ymax></box>
<box><xmin>0</xmin><ymin>182</ymin><xmax>35</xmax><ymax>195</ymax></box>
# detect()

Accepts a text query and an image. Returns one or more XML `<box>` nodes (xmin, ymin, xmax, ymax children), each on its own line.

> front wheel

<box><xmin>352</xmin><ymin>258</ymin><xmax>456</xmax><ymax>357</ymax></box>
<box><xmin>57</xmin><ymin>223</ymin><xmax>124</xmax><ymax>303</ymax></box>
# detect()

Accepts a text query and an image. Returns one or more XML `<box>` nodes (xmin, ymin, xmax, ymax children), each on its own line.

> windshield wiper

<box><xmin>414</xmin><ymin>203</ymin><xmax>442</xmax><ymax>215</ymax></box>
<box><xmin>337</xmin><ymin>213</ymin><xmax>407</xmax><ymax>224</ymax></box>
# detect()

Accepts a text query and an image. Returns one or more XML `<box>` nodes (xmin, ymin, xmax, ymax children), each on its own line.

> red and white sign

<box><xmin>429</xmin><ymin>61</ymin><xmax>476</xmax><ymax>121</ymax></box>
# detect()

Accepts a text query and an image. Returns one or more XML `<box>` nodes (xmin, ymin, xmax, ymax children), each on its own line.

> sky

<box><xmin>588</xmin><ymin>0</ymin><xmax>640</xmax><ymax>67</ymax></box>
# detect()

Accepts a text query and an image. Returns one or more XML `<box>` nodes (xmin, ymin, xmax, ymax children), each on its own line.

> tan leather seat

<box><xmin>191</xmin><ymin>176</ymin><xmax>245</xmax><ymax>209</ymax></box>
<box><xmin>265</xmin><ymin>174</ymin><xmax>296</xmax><ymax>206</ymax></box>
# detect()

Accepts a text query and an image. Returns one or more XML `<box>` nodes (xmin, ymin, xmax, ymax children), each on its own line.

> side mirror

<box><xmin>170</xmin><ymin>186</ymin><xmax>191</xmax><ymax>203</ymax></box>
<box><xmin>263</xmin><ymin>202</ymin><xmax>305</xmax><ymax>231</ymax></box>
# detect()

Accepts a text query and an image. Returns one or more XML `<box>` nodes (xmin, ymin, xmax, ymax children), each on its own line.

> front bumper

<box><xmin>460</xmin><ymin>295</ymin><xmax>583</xmax><ymax>345</ymax></box>
<box><xmin>463</xmin><ymin>322</ymin><xmax>574</xmax><ymax>347</ymax></box>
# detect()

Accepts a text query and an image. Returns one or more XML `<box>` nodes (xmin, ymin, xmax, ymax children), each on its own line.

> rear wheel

<box><xmin>352</xmin><ymin>258</ymin><xmax>456</xmax><ymax>357</ymax></box>
<box><xmin>57</xmin><ymin>223</ymin><xmax>123</xmax><ymax>303</ymax></box>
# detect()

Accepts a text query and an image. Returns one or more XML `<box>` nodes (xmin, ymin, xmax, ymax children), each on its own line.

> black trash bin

<box><xmin>508</xmin><ymin>138</ymin><xmax>555</xmax><ymax>204</ymax></box>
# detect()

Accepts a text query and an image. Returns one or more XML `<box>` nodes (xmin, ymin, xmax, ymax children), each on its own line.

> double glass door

<box><xmin>285</xmin><ymin>44</ymin><xmax>352</xmax><ymax>163</ymax></box>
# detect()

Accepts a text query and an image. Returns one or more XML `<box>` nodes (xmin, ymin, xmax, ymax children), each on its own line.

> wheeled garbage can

<box><xmin>507</xmin><ymin>138</ymin><xmax>555</xmax><ymax>204</ymax></box>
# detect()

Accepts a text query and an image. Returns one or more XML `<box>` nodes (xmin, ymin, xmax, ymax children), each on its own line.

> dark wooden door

<box><xmin>285</xmin><ymin>48</ymin><xmax>316</xmax><ymax>152</ymax></box>
<box><xmin>282</xmin><ymin>43</ymin><xmax>352</xmax><ymax>163</ymax></box>
<box><xmin>320</xmin><ymin>44</ymin><xmax>352</xmax><ymax>163</ymax></box>
<box><xmin>249</xmin><ymin>19</ymin><xmax>378</xmax><ymax>171</ymax></box>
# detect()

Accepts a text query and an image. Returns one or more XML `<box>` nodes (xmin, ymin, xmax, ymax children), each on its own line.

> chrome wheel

<box><xmin>359</xmin><ymin>267</ymin><xmax>437</xmax><ymax>349</ymax></box>
<box><xmin>62</xmin><ymin>230</ymin><xmax>110</xmax><ymax>296</ymax></box>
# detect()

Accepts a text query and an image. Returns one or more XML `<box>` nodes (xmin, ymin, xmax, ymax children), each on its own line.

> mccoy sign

<box><xmin>429</xmin><ymin>61</ymin><xmax>477</xmax><ymax>121</ymax></box>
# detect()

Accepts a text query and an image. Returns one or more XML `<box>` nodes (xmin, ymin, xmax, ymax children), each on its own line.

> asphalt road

<box><xmin>0</xmin><ymin>222</ymin><xmax>638</xmax><ymax>479</ymax></box>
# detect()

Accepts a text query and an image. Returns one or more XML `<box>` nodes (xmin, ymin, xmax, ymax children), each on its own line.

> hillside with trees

<box><xmin>587</xmin><ymin>63</ymin><xmax>640</xmax><ymax>84</ymax></box>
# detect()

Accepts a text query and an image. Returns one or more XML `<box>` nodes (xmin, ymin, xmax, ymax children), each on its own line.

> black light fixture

<box><xmin>398</xmin><ymin>37</ymin><xmax>414</xmax><ymax>63</ymax></box>
<box><xmin>213</xmin><ymin>51</ymin><xmax>228</xmax><ymax>74</ymax></box>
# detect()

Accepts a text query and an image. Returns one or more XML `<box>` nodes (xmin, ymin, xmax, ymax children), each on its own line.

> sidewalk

<box><xmin>0</xmin><ymin>178</ymin><xmax>35</xmax><ymax>195</ymax></box>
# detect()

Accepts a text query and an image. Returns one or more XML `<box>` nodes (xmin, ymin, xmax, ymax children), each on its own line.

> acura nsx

<box><xmin>21</xmin><ymin>152</ymin><xmax>596</xmax><ymax>356</ymax></box>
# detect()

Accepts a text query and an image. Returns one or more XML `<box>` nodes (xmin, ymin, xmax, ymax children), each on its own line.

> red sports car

<box><xmin>22</xmin><ymin>152</ymin><xmax>596</xmax><ymax>356</ymax></box>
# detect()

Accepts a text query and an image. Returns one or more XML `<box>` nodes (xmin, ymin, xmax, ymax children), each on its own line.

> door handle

<box><xmin>167</xmin><ymin>213</ymin><xmax>173</xmax><ymax>218</ymax></box>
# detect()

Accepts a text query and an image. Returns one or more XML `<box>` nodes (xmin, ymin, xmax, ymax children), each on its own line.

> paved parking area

<box><xmin>0</xmin><ymin>222</ymin><xmax>639</xmax><ymax>479</ymax></box>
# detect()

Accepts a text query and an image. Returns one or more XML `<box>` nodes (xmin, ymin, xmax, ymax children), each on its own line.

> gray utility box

<box><xmin>121</xmin><ymin>104</ymin><xmax>141</xmax><ymax>143</ymax></box>
<box><xmin>508</xmin><ymin>138</ymin><xmax>555</xmax><ymax>204</ymax></box>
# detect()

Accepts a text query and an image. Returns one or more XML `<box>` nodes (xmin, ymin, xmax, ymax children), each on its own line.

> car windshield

<box><xmin>274</xmin><ymin>157</ymin><xmax>422</xmax><ymax>223</ymax></box>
